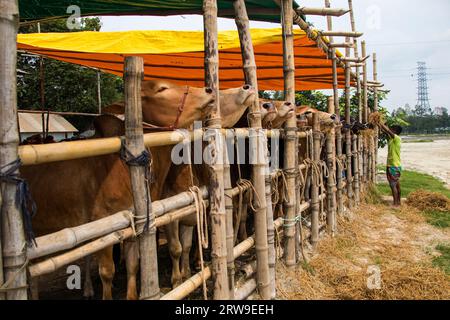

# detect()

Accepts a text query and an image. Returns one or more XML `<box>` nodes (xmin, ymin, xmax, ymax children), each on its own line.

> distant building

<box><xmin>18</xmin><ymin>112</ymin><xmax>78</xmax><ymax>142</ymax></box>
<box><xmin>434</xmin><ymin>107</ymin><xmax>447</xmax><ymax>116</ymax></box>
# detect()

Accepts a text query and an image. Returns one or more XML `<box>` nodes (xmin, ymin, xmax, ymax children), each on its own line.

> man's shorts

<box><xmin>386</xmin><ymin>166</ymin><xmax>402</xmax><ymax>186</ymax></box>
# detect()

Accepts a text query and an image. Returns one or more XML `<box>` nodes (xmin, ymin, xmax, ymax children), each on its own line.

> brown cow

<box><xmin>270</xmin><ymin>100</ymin><xmax>295</xmax><ymax>129</ymax></box>
<box><xmin>296</xmin><ymin>105</ymin><xmax>338</xmax><ymax>131</ymax></box>
<box><xmin>23</xmin><ymin>80</ymin><xmax>216</xmax><ymax>300</ymax></box>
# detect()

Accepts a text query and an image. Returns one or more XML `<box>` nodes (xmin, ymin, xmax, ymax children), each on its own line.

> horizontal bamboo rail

<box><xmin>297</xmin><ymin>7</ymin><xmax>349</xmax><ymax>16</ymax></box>
<box><xmin>235</xmin><ymin>278</ymin><xmax>257</xmax><ymax>300</ymax></box>
<box><xmin>321</xmin><ymin>31</ymin><xmax>363</xmax><ymax>38</ymax></box>
<box><xmin>19</xmin><ymin>128</ymin><xmax>305</xmax><ymax>166</ymax></box>
<box><xmin>161</xmin><ymin>218</ymin><xmax>283</xmax><ymax>300</ymax></box>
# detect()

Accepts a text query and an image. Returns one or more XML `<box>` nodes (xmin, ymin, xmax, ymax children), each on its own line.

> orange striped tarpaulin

<box><xmin>17</xmin><ymin>28</ymin><xmax>347</xmax><ymax>90</ymax></box>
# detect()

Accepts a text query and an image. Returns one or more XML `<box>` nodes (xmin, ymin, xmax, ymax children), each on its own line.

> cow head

<box><xmin>296</xmin><ymin>105</ymin><xmax>339</xmax><ymax>130</ymax></box>
<box><xmin>260</xmin><ymin>100</ymin><xmax>277</xmax><ymax>129</ymax></box>
<box><xmin>140</xmin><ymin>80</ymin><xmax>216</xmax><ymax>129</ymax></box>
<box><xmin>271</xmin><ymin>101</ymin><xmax>295</xmax><ymax>129</ymax></box>
<box><xmin>219</xmin><ymin>85</ymin><xmax>256</xmax><ymax>128</ymax></box>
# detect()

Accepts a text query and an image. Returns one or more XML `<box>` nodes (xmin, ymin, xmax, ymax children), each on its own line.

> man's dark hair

<box><xmin>390</xmin><ymin>125</ymin><xmax>403</xmax><ymax>135</ymax></box>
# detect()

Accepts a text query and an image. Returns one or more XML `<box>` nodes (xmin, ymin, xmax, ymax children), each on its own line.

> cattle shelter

<box><xmin>0</xmin><ymin>0</ymin><xmax>382</xmax><ymax>300</ymax></box>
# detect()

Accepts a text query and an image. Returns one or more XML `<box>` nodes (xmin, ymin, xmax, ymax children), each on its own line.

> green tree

<box><xmin>18</xmin><ymin>18</ymin><xmax>123</xmax><ymax>132</ymax></box>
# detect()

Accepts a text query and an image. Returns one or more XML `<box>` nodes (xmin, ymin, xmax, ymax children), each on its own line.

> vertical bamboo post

<box><xmin>326</xmin><ymin>97</ymin><xmax>337</xmax><ymax>235</ymax></box>
<box><xmin>203</xmin><ymin>0</ymin><xmax>230</xmax><ymax>300</ymax></box>
<box><xmin>372</xmin><ymin>53</ymin><xmax>379</xmax><ymax>184</ymax></box>
<box><xmin>123</xmin><ymin>57</ymin><xmax>160</xmax><ymax>300</ymax></box>
<box><xmin>361</xmin><ymin>41</ymin><xmax>369</xmax><ymax>184</ymax></box>
<box><xmin>344</xmin><ymin>38</ymin><xmax>354</xmax><ymax>209</ymax></box>
<box><xmin>281</xmin><ymin>0</ymin><xmax>298</xmax><ymax>268</ymax></box>
<box><xmin>233</xmin><ymin>0</ymin><xmax>273</xmax><ymax>299</ymax></box>
<box><xmin>223</xmin><ymin>142</ymin><xmax>235</xmax><ymax>299</ymax></box>
<box><xmin>325</xmin><ymin>0</ymin><xmax>343</xmax><ymax>214</ymax></box>
<box><xmin>348</xmin><ymin>0</ymin><xmax>364</xmax><ymax>196</ymax></box>
<box><xmin>352</xmin><ymin>130</ymin><xmax>360</xmax><ymax>203</ymax></box>
<box><xmin>97</xmin><ymin>70</ymin><xmax>102</xmax><ymax>114</ymax></box>
<box><xmin>311</xmin><ymin>113</ymin><xmax>321</xmax><ymax>247</ymax></box>
<box><xmin>0</xmin><ymin>0</ymin><xmax>28</xmax><ymax>300</ymax></box>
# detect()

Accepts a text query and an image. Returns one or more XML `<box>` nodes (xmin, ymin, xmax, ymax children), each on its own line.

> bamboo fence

<box><xmin>0</xmin><ymin>0</ymin><xmax>380</xmax><ymax>301</ymax></box>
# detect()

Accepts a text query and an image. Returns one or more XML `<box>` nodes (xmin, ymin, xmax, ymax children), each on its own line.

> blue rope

<box><xmin>120</xmin><ymin>140</ymin><xmax>153</xmax><ymax>231</ymax></box>
<box><xmin>0</xmin><ymin>159</ymin><xmax>37</xmax><ymax>247</ymax></box>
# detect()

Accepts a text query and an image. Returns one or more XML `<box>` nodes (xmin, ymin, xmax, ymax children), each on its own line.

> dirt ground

<box><xmin>378</xmin><ymin>136</ymin><xmax>450</xmax><ymax>188</ymax></box>
<box><xmin>275</xmin><ymin>200</ymin><xmax>450</xmax><ymax>300</ymax></box>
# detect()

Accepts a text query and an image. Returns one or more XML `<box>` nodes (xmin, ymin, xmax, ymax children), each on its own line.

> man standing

<box><xmin>377</xmin><ymin>123</ymin><xmax>403</xmax><ymax>206</ymax></box>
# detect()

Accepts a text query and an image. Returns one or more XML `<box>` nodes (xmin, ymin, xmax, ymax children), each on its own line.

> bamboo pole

<box><xmin>373</xmin><ymin>53</ymin><xmax>379</xmax><ymax>184</ymax></box>
<box><xmin>29</xmin><ymin>228</ymin><xmax>134</xmax><ymax>278</ymax></box>
<box><xmin>203</xmin><ymin>0</ymin><xmax>229</xmax><ymax>300</ymax></box>
<box><xmin>321</xmin><ymin>31</ymin><xmax>363</xmax><ymax>38</ymax></box>
<box><xmin>233</xmin><ymin>0</ymin><xmax>272</xmax><ymax>299</ymax></box>
<box><xmin>0</xmin><ymin>0</ymin><xmax>28</xmax><ymax>300</ymax></box>
<box><xmin>326</xmin><ymin>97</ymin><xmax>337</xmax><ymax>235</ymax></box>
<box><xmin>281</xmin><ymin>0</ymin><xmax>298</xmax><ymax>269</ymax></box>
<box><xmin>344</xmin><ymin>38</ymin><xmax>354</xmax><ymax>209</ymax></box>
<box><xmin>311</xmin><ymin>113</ymin><xmax>321</xmax><ymax>247</ymax></box>
<box><xmin>325</xmin><ymin>0</ymin><xmax>343</xmax><ymax>215</ymax></box>
<box><xmin>348</xmin><ymin>0</ymin><xmax>364</xmax><ymax>194</ymax></box>
<box><xmin>161</xmin><ymin>218</ymin><xmax>284</xmax><ymax>300</ymax></box>
<box><xmin>297</xmin><ymin>7</ymin><xmax>349</xmax><ymax>16</ymax></box>
<box><xmin>352</xmin><ymin>131</ymin><xmax>361</xmax><ymax>204</ymax></box>
<box><xmin>123</xmin><ymin>57</ymin><xmax>160</xmax><ymax>300</ymax></box>
<box><xmin>328</xmin><ymin>42</ymin><xmax>354</xmax><ymax>48</ymax></box>
<box><xmin>361</xmin><ymin>41</ymin><xmax>369</xmax><ymax>184</ymax></box>
<box><xmin>235</xmin><ymin>278</ymin><xmax>257</xmax><ymax>300</ymax></box>
<box><xmin>223</xmin><ymin>139</ymin><xmax>235</xmax><ymax>299</ymax></box>
<box><xmin>97</xmin><ymin>70</ymin><xmax>102</xmax><ymax>114</ymax></box>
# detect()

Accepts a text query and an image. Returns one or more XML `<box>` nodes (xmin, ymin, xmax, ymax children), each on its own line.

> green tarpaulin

<box><xmin>19</xmin><ymin>0</ymin><xmax>300</xmax><ymax>23</ymax></box>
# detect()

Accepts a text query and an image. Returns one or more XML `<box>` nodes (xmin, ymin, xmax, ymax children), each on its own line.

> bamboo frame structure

<box><xmin>0</xmin><ymin>0</ymin><xmax>381</xmax><ymax>301</ymax></box>
<box><xmin>123</xmin><ymin>57</ymin><xmax>160</xmax><ymax>300</ymax></box>
<box><xmin>203</xmin><ymin>0</ymin><xmax>229</xmax><ymax>300</ymax></box>
<box><xmin>321</xmin><ymin>31</ymin><xmax>363</xmax><ymax>38</ymax></box>
<box><xmin>310</xmin><ymin>113</ymin><xmax>321</xmax><ymax>247</ymax></box>
<box><xmin>0</xmin><ymin>0</ymin><xmax>28</xmax><ymax>300</ymax></box>
<box><xmin>326</xmin><ymin>97</ymin><xmax>337</xmax><ymax>235</ymax></box>
<box><xmin>233</xmin><ymin>0</ymin><xmax>272</xmax><ymax>300</ymax></box>
<box><xmin>345</xmin><ymin>38</ymin><xmax>354</xmax><ymax>209</ymax></box>
<box><xmin>281</xmin><ymin>0</ymin><xmax>298</xmax><ymax>268</ymax></box>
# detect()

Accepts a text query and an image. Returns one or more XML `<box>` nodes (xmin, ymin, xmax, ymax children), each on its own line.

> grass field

<box><xmin>377</xmin><ymin>169</ymin><xmax>450</xmax><ymax>275</ymax></box>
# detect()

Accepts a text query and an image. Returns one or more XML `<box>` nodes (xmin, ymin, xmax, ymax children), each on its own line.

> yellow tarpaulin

<box><xmin>17</xmin><ymin>28</ymin><xmax>347</xmax><ymax>90</ymax></box>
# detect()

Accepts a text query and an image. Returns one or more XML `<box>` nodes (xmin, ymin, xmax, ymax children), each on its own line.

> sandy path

<box><xmin>378</xmin><ymin>137</ymin><xmax>450</xmax><ymax>188</ymax></box>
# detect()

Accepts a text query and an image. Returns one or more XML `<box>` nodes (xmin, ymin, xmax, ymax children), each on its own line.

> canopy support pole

<box><xmin>372</xmin><ymin>53</ymin><xmax>379</xmax><ymax>184</ymax></box>
<box><xmin>344</xmin><ymin>38</ymin><xmax>354</xmax><ymax>209</ymax></box>
<box><xmin>233</xmin><ymin>0</ymin><xmax>273</xmax><ymax>299</ymax></box>
<box><xmin>203</xmin><ymin>0</ymin><xmax>229</xmax><ymax>300</ymax></box>
<box><xmin>0</xmin><ymin>0</ymin><xmax>28</xmax><ymax>300</ymax></box>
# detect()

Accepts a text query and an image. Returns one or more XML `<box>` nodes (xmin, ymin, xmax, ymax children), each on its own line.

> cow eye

<box><xmin>157</xmin><ymin>86</ymin><xmax>168</xmax><ymax>93</ymax></box>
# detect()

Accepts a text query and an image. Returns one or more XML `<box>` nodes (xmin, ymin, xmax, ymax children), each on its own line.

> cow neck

<box><xmin>142</xmin><ymin>85</ymin><xmax>190</xmax><ymax>132</ymax></box>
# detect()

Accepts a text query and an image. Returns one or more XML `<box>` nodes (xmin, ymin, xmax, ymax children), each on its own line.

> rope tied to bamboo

<box><xmin>303</xmin><ymin>158</ymin><xmax>328</xmax><ymax>221</ymax></box>
<box><xmin>120</xmin><ymin>139</ymin><xmax>153</xmax><ymax>231</ymax></box>
<box><xmin>0</xmin><ymin>158</ymin><xmax>37</xmax><ymax>246</ymax></box>
<box><xmin>0</xmin><ymin>243</ymin><xmax>29</xmax><ymax>293</ymax></box>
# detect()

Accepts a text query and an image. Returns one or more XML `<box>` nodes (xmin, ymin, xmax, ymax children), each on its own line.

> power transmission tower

<box><xmin>415</xmin><ymin>61</ymin><xmax>431</xmax><ymax>115</ymax></box>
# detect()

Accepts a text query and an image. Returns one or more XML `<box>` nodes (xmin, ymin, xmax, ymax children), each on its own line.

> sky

<box><xmin>100</xmin><ymin>0</ymin><xmax>450</xmax><ymax>112</ymax></box>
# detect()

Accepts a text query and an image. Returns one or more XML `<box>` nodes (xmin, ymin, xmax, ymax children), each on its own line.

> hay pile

<box><xmin>406</xmin><ymin>189</ymin><xmax>450</xmax><ymax>212</ymax></box>
<box><xmin>275</xmin><ymin>202</ymin><xmax>450</xmax><ymax>300</ymax></box>
<box><xmin>368</xmin><ymin>112</ymin><xmax>384</xmax><ymax>125</ymax></box>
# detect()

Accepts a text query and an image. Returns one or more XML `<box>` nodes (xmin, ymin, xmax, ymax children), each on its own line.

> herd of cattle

<box><xmin>20</xmin><ymin>80</ymin><xmax>346</xmax><ymax>299</ymax></box>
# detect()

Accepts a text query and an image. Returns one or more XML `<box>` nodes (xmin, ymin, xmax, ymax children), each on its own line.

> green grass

<box><xmin>432</xmin><ymin>244</ymin><xmax>450</xmax><ymax>275</ymax></box>
<box><xmin>377</xmin><ymin>169</ymin><xmax>450</xmax><ymax>198</ymax></box>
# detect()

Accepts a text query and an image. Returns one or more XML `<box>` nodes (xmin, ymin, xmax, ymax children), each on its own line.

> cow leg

<box><xmin>238</xmin><ymin>192</ymin><xmax>250</xmax><ymax>242</ymax></box>
<box><xmin>97</xmin><ymin>246</ymin><xmax>115</xmax><ymax>300</ymax></box>
<box><xmin>180</xmin><ymin>224</ymin><xmax>194</xmax><ymax>280</ymax></box>
<box><xmin>165</xmin><ymin>222</ymin><xmax>183</xmax><ymax>288</ymax></box>
<box><xmin>124</xmin><ymin>239</ymin><xmax>139</xmax><ymax>300</ymax></box>
<box><xmin>83</xmin><ymin>256</ymin><xmax>95</xmax><ymax>299</ymax></box>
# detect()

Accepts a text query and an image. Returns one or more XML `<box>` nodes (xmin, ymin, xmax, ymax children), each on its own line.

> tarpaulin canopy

<box><xmin>17</xmin><ymin>28</ymin><xmax>346</xmax><ymax>90</ymax></box>
<box><xmin>19</xmin><ymin>0</ymin><xmax>300</xmax><ymax>24</ymax></box>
